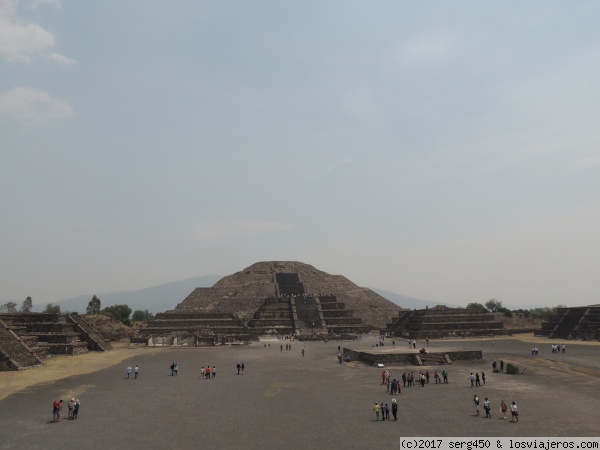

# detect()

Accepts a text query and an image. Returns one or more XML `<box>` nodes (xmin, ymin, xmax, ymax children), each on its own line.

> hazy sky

<box><xmin>1</xmin><ymin>1</ymin><xmax>599</xmax><ymax>308</ymax></box>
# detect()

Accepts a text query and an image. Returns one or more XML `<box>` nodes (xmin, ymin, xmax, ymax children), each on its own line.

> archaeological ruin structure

<box><xmin>535</xmin><ymin>305</ymin><xmax>600</xmax><ymax>340</ymax></box>
<box><xmin>386</xmin><ymin>307</ymin><xmax>505</xmax><ymax>339</ymax></box>
<box><xmin>138</xmin><ymin>261</ymin><xmax>403</xmax><ymax>344</ymax></box>
<box><xmin>0</xmin><ymin>313</ymin><xmax>112</xmax><ymax>371</ymax></box>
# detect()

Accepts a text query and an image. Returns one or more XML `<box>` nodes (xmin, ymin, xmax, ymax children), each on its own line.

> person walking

<box><xmin>302</xmin><ymin>348</ymin><xmax>305</xmax><ymax>357</ymax></box>
<box><xmin>483</xmin><ymin>398</ymin><xmax>491</xmax><ymax>418</ymax></box>
<box><xmin>237</xmin><ymin>362</ymin><xmax>241</xmax><ymax>375</ymax></box>
<box><xmin>126</xmin><ymin>365</ymin><xmax>132</xmax><ymax>379</ymax></box>
<box><xmin>174</xmin><ymin>363</ymin><xmax>179</xmax><ymax>376</ymax></box>
<box><xmin>500</xmin><ymin>400</ymin><xmax>508</xmax><ymax>420</ymax></box>
<box><xmin>391</xmin><ymin>398</ymin><xmax>398</xmax><ymax>421</ymax></box>
<box><xmin>510</xmin><ymin>402</ymin><xmax>519</xmax><ymax>422</ymax></box>
<box><xmin>470</xmin><ymin>373</ymin><xmax>475</xmax><ymax>387</ymax></box>
<box><xmin>212</xmin><ymin>366</ymin><xmax>216</xmax><ymax>378</ymax></box>
<box><xmin>241</xmin><ymin>362</ymin><xmax>245</xmax><ymax>374</ymax></box>
<box><xmin>373</xmin><ymin>402</ymin><xmax>380</xmax><ymax>421</ymax></box>
<box><xmin>442</xmin><ymin>369</ymin><xmax>448</xmax><ymax>384</ymax></box>
<box><xmin>475</xmin><ymin>372</ymin><xmax>481</xmax><ymax>387</ymax></box>
<box><xmin>481</xmin><ymin>371</ymin><xmax>485</xmax><ymax>386</ymax></box>
<box><xmin>134</xmin><ymin>365</ymin><xmax>139</xmax><ymax>379</ymax></box>
<box><xmin>384</xmin><ymin>403</ymin><xmax>390</xmax><ymax>420</ymax></box>
<box><xmin>170</xmin><ymin>363</ymin><xmax>175</xmax><ymax>376</ymax></box>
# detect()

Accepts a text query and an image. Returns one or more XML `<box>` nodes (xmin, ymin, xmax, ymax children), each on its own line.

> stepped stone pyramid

<box><xmin>535</xmin><ymin>305</ymin><xmax>600</xmax><ymax>340</ymax></box>
<box><xmin>386</xmin><ymin>307</ymin><xmax>505</xmax><ymax>339</ymax></box>
<box><xmin>0</xmin><ymin>313</ymin><xmax>112</xmax><ymax>371</ymax></box>
<box><xmin>149</xmin><ymin>261</ymin><xmax>402</xmax><ymax>339</ymax></box>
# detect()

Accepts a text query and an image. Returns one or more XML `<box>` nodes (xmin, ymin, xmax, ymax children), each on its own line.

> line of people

<box><xmin>373</xmin><ymin>399</ymin><xmax>398</xmax><ymax>421</ymax></box>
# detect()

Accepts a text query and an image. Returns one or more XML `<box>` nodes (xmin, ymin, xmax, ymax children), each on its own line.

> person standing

<box><xmin>205</xmin><ymin>366</ymin><xmax>211</xmax><ymax>379</ymax></box>
<box><xmin>237</xmin><ymin>362</ymin><xmax>241</xmax><ymax>375</ymax></box>
<box><xmin>170</xmin><ymin>363</ymin><xmax>175</xmax><ymax>376</ymax></box>
<box><xmin>126</xmin><ymin>365</ymin><xmax>132</xmax><ymax>379</ymax></box>
<box><xmin>134</xmin><ymin>365</ymin><xmax>139</xmax><ymax>380</ymax></box>
<box><xmin>212</xmin><ymin>366</ymin><xmax>216</xmax><ymax>379</ymax></box>
<box><xmin>73</xmin><ymin>399</ymin><xmax>80</xmax><ymax>419</ymax></box>
<box><xmin>373</xmin><ymin>402</ymin><xmax>380</xmax><ymax>421</ymax></box>
<box><xmin>442</xmin><ymin>369</ymin><xmax>448</xmax><ymax>384</ymax></box>
<box><xmin>241</xmin><ymin>362</ymin><xmax>245</xmax><ymax>374</ymax></box>
<box><xmin>510</xmin><ymin>402</ymin><xmax>519</xmax><ymax>422</ymax></box>
<box><xmin>483</xmin><ymin>398</ymin><xmax>491</xmax><ymax>418</ymax></box>
<box><xmin>475</xmin><ymin>372</ymin><xmax>481</xmax><ymax>387</ymax></box>
<box><xmin>302</xmin><ymin>348</ymin><xmax>305</xmax><ymax>357</ymax></box>
<box><xmin>470</xmin><ymin>373</ymin><xmax>475</xmax><ymax>387</ymax></box>
<box><xmin>473</xmin><ymin>395</ymin><xmax>480</xmax><ymax>416</ymax></box>
<box><xmin>500</xmin><ymin>400</ymin><xmax>508</xmax><ymax>420</ymax></box>
<box><xmin>384</xmin><ymin>403</ymin><xmax>390</xmax><ymax>420</ymax></box>
<box><xmin>201</xmin><ymin>366</ymin><xmax>205</xmax><ymax>379</ymax></box>
<box><xmin>53</xmin><ymin>400</ymin><xmax>63</xmax><ymax>422</ymax></box>
<box><xmin>481</xmin><ymin>371</ymin><xmax>485</xmax><ymax>386</ymax></box>
<box><xmin>402</xmin><ymin>372</ymin><xmax>407</xmax><ymax>387</ymax></box>
<box><xmin>174</xmin><ymin>363</ymin><xmax>179</xmax><ymax>376</ymax></box>
<box><xmin>67</xmin><ymin>398</ymin><xmax>75</xmax><ymax>419</ymax></box>
<box><xmin>391</xmin><ymin>398</ymin><xmax>398</xmax><ymax>421</ymax></box>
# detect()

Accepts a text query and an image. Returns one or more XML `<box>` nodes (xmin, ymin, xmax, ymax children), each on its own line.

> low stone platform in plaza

<box><xmin>343</xmin><ymin>343</ymin><xmax>483</xmax><ymax>366</ymax></box>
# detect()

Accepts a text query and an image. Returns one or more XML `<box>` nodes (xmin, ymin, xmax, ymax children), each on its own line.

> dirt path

<box><xmin>0</xmin><ymin>342</ymin><xmax>153</xmax><ymax>401</ymax></box>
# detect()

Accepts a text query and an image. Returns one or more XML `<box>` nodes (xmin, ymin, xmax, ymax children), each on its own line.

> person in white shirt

<box><xmin>510</xmin><ymin>402</ymin><xmax>519</xmax><ymax>422</ymax></box>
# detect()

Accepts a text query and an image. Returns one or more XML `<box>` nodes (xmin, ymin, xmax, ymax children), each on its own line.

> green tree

<box><xmin>466</xmin><ymin>302</ymin><xmax>486</xmax><ymax>310</ymax></box>
<box><xmin>432</xmin><ymin>304</ymin><xmax>449</xmax><ymax>309</ymax></box>
<box><xmin>20</xmin><ymin>296</ymin><xmax>33</xmax><ymax>312</ymax></box>
<box><xmin>86</xmin><ymin>295</ymin><xmax>102</xmax><ymax>315</ymax></box>
<box><xmin>132</xmin><ymin>309</ymin><xmax>155</xmax><ymax>323</ymax></box>
<box><xmin>100</xmin><ymin>304</ymin><xmax>132</xmax><ymax>326</ymax></box>
<box><xmin>0</xmin><ymin>302</ymin><xmax>18</xmax><ymax>313</ymax></box>
<box><xmin>485</xmin><ymin>299</ymin><xmax>503</xmax><ymax>312</ymax></box>
<box><xmin>44</xmin><ymin>303</ymin><xmax>61</xmax><ymax>314</ymax></box>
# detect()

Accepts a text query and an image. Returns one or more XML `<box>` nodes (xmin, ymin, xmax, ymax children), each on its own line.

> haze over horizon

<box><xmin>2</xmin><ymin>1</ymin><xmax>599</xmax><ymax>309</ymax></box>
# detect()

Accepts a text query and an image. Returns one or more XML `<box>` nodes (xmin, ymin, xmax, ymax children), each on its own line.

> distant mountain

<box><xmin>33</xmin><ymin>275</ymin><xmax>222</xmax><ymax>314</ymax></box>
<box><xmin>33</xmin><ymin>275</ymin><xmax>451</xmax><ymax>315</ymax></box>
<box><xmin>370</xmin><ymin>288</ymin><xmax>459</xmax><ymax>310</ymax></box>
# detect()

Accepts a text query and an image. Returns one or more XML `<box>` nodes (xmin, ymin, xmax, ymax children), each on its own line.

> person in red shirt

<box><xmin>53</xmin><ymin>400</ymin><xmax>63</xmax><ymax>422</ymax></box>
<box><xmin>205</xmin><ymin>366</ymin><xmax>211</xmax><ymax>379</ymax></box>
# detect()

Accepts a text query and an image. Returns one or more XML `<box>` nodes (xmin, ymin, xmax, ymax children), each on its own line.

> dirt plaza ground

<box><xmin>0</xmin><ymin>335</ymin><xmax>599</xmax><ymax>449</ymax></box>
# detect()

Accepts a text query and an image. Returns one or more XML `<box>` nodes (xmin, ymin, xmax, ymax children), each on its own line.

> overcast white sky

<box><xmin>1</xmin><ymin>1</ymin><xmax>599</xmax><ymax>308</ymax></box>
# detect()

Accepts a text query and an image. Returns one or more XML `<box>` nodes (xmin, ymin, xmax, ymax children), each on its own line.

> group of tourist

<box><xmin>473</xmin><ymin>395</ymin><xmax>519</xmax><ymax>422</ymax></box>
<box><xmin>52</xmin><ymin>398</ymin><xmax>80</xmax><ymax>422</ymax></box>
<box><xmin>469</xmin><ymin>371</ymin><xmax>486</xmax><ymax>387</ymax></box>
<box><xmin>200</xmin><ymin>366</ymin><xmax>216</xmax><ymax>379</ymax></box>
<box><xmin>380</xmin><ymin>368</ymin><xmax>450</xmax><ymax>392</ymax></box>
<box><xmin>125</xmin><ymin>365</ymin><xmax>139</xmax><ymax>379</ymax></box>
<box><xmin>373</xmin><ymin>399</ymin><xmax>398</xmax><ymax>421</ymax></box>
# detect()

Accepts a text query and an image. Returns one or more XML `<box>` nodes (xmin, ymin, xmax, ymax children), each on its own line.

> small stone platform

<box><xmin>342</xmin><ymin>344</ymin><xmax>483</xmax><ymax>366</ymax></box>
